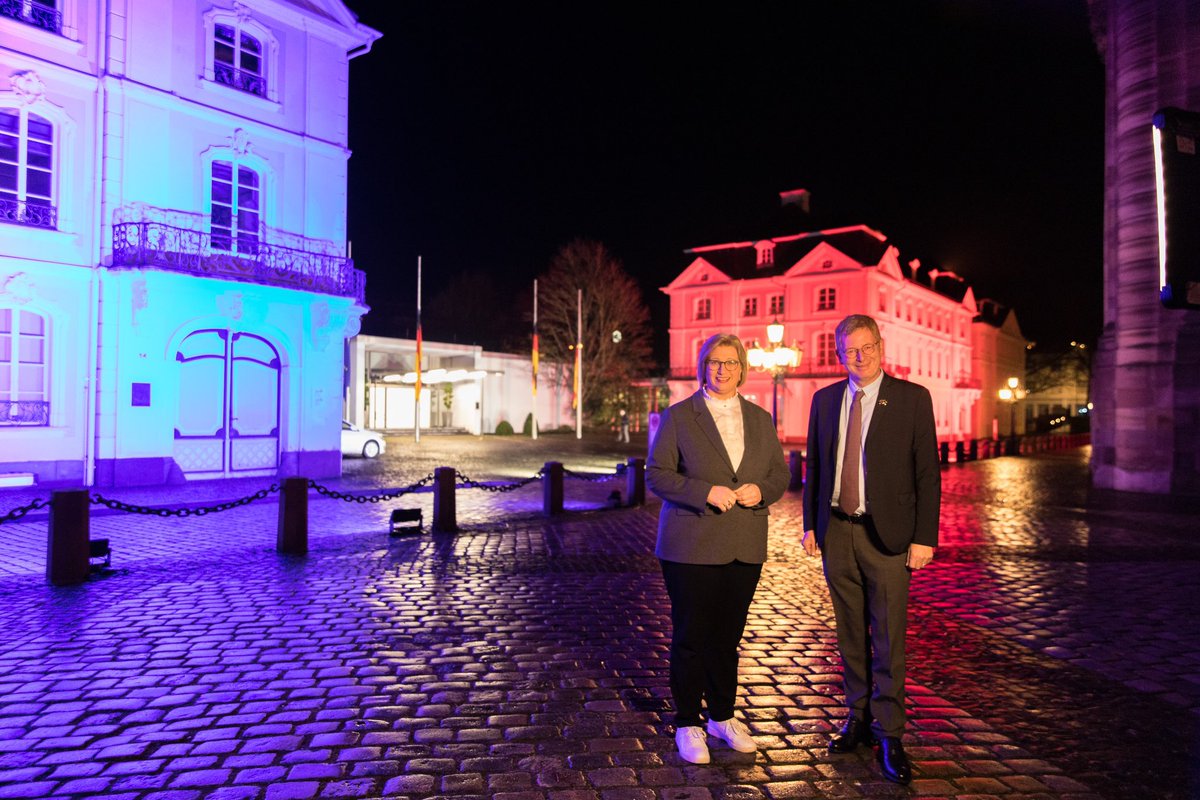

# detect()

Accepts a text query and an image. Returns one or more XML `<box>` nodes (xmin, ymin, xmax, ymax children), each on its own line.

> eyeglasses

<box><xmin>840</xmin><ymin>341</ymin><xmax>880</xmax><ymax>360</ymax></box>
<box><xmin>706</xmin><ymin>359</ymin><xmax>741</xmax><ymax>371</ymax></box>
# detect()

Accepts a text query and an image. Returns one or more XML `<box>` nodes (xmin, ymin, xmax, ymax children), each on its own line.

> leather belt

<box><xmin>831</xmin><ymin>507</ymin><xmax>871</xmax><ymax>525</ymax></box>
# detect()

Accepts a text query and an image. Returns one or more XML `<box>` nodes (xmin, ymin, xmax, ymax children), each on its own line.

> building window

<box><xmin>755</xmin><ymin>241</ymin><xmax>775</xmax><ymax>267</ymax></box>
<box><xmin>743</xmin><ymin>297</ymin><xmax>757</xmax><ymax>317</ymax></box>
<box><xmin>1</xmin><ymin>0</ymin><xmax>61</xmax><ymax>34</ymax></box>
<box><xmin>210</xmin><ymin>160</ymin><xmax>260</xmax><ymax>254</ymax></box>
<box><xmin>817</xmin><ymin>332</ymin><xmax>837</xmax><ymax>367</ymax></box>
<box><xmin>768</xmin><ymin>294</ymin><xmax>784</xmax><ymax>316</ymax></box>
<box><xmin>821</xmin><ymin>259</ymin><xmax>833</xmax><ymax>270</ymax></box>
<box><xmin>214</xmin><ymin>22</ymin><xmax>266</xmax><ymax>97</ymax></box>
<box><xmin>817</xmin><ymin>287</ymin><xmax>837</xmax><ymax>311</ymax></box>
<box><xmin>695</xmin><ymin>298</ymin><xmax>711</xmax><ymax>321</ymax></box>
<box><xmin>0</xmin><ymin>308</ymin><xmax>48</xmax><ymax>426</ymax></box>
<box><xmin>0</xmin><ymin>108</ymin><xmax>56</xmax><ymax>230</ymax></box>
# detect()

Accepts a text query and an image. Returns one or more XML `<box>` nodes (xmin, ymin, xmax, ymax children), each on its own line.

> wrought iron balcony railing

<box><xmin>1</xmin><ymin>400</ymin><xmax>49</xmax><ymax>426</ymax></box>
<box><xmin>112</xmin><ymin>221</ymin><xmax>366</xmax><ymax>303</ymax></box>
<box><xmin>955</xmin><ymin>372</ymin><xmax>982</xmax><ymax>389</ymax></box>
<box><xmin>214</xmin><ymin>64</ymin><xmax>267</xmax><ymax>98</ymax></box>
<box><xmin>0</xmin><ymin>196</ymin><xmax>57</xmax><ymax>230</ymax></box>
<box><xmin>0</xmin><ymin>0</ymin><xmax>62</xmax><ymax>34</ymax></box>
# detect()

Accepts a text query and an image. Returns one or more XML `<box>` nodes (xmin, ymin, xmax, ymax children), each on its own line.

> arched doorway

<box><xmin>174</xmin><ymin>329</ymin><xmax>280</xmax><ymax>477</ymax></box>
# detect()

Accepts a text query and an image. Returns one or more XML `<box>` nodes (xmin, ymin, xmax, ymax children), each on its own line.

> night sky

<box><xmin>342</xmin><ymin>1</ymin><xmax>1105</xmax><ymax>357</ymax></box>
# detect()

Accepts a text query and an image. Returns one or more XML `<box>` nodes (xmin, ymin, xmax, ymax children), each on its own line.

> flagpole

<box><xmin>575</xmin><ymin>287</ymin><xmax>583</xmax><ymax>440</ymax></box>
<box><xmin>415</xmin><ymin>256</ymin><xmax>422</xmax><ymax>444</ymax></box>
<box><xmin>531</xmin><ymin>279</ymin><xmax>539</xmax><ymax>440</ymax></box>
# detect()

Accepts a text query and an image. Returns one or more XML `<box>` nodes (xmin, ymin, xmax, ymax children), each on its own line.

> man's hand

<box><xmin>800</xmin><ymin>530</ymin><xmax>818</xmax><ymax>556</ymax></box>
<box><xmin>907</xmin><ymin>543</ymin><xmax>935</xmax><ymax>570</ymax></box>
<box><xmin>734</xmin><ymin>483</ymin><xmax>762</xmax><ymax>507</ymax></box>
<box><xmin>707</xmin><ymin>485</ymin><xmax>738</xmax><ymax>513</ymax></box>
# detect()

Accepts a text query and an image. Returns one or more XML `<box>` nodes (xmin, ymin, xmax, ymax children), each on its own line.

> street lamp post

<box><xmin>747</xmin><ymin>319</ymin><xmax>802</xmax><ymax>431</ymax></box>
<box><xmin>997</xmin><ymin>376</ymin><xmax>1024</xmax><ymax>455</ymax></box>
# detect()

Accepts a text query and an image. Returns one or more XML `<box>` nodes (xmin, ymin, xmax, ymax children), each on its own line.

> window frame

<box><xmin>0</xmin><ymin>306</ymin><xmax>49</xmax><ymax>427</ymax></box>
<box><xmin>695</xmin><ymin>297</ymin><xmax>712</xmax><ymax>321</ymax></box>
<box><xmin>816</xmin><ymin>331</ymin><xmax>838</xmax><ymax>367</ymax></box>
<box><xmin>0</xmin><ymin>106</ymin><xmax>57</xmax><ymax>230</ymax></box>
<box><xmin>742</xmin><ymin>297</ymin><xmax>758</xmax><ymax>317</ymax></box>
<box><xmin>201</xmin><ymin>9</ymin><xmax>280</xmax><ymax>105</ymax></box>
<box><xmin>816</xmin><ymin>286</ymin><xmax>837</xmax><ymax>312</ymax></box>
<box><xmin>768</xmin><ymin>294</ymin><xmax>784</xmax><ymax>316</ymax></box>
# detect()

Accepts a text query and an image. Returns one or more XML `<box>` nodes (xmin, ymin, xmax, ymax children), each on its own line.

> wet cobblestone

<box><xmin>0</xmin><ymin>442</ymin><xmax>1196</xmax><ymax>799</ymax></box>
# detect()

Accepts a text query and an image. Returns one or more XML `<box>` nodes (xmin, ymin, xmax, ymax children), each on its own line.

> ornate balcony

<box><xmin>0</xmin><ymin>0</ymin><xmax>62</xmax><ymax>34</ymax></box>
<box><xmin>955</xmin><ymin>372</ymin><xmax>981</xmax><ymax>389</ymax></box>
<box><xmin>1</xmin><ymin>400</ymin><xmax>49</xmax><ymax>427</ymax></box>
<box><xmin>111</xmin><ymin>214</ymin><xmax>365</xmax><ymax>303</ymax></box>
<box><xmin>214</xmin><ymin>64</ymin><xmax>267</xmax><ymax>98</ymax></box>
<box><xmin>0</xmin><ymin>196</ymin><xmax>57</xmax><ymax>230</ymax></box>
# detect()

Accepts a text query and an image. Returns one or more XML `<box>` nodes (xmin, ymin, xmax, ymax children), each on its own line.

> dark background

<box><xmin>342</xmin><ymin>1</ymin><xmax>1105</xmax><ymax>358</ymax></box>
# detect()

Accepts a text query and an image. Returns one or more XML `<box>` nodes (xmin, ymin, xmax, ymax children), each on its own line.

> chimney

<box><xmin>778</xmin><ymin>188</ymin><xmax>811</xmax><ymax>214</ymax></box>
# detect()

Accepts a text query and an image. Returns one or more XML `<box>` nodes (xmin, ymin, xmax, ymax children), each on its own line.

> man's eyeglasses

<box><xmin>840</xmin><ymin>341</ymin><xmax>880</xmax><ymax>360</ymax></box>
<box><xmin>706</xmin><ymin>359</ymin><xmax>741</xmax><ymax>371</ymax></box>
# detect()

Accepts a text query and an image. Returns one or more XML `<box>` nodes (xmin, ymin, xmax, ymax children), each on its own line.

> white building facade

<box><xmin>663</xmin><ymin>224</ymin><xmax>1026</xmax><ymax>444</ymax></box>
<box><xmin>346</xmin><ymin>335</ymin><xmax>576</xmax><ymax>436</ymax></box>
<box><xmin>0</xmin><ymin>0</ymin><xmax>379</xmax><ymax>485</ymax></box>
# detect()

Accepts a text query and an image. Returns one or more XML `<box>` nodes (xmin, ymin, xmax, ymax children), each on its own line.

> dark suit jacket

<box><xmin>647</xmin><ymin>390</ymin><xmax>790</xmax><ymax>565</ymax></box>
<box><xmin>803</xmin><ymin>373</ymin><xmax>941</xmax><ymax>554</ymax></box>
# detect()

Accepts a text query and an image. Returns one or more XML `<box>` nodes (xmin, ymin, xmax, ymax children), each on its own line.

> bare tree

<box><xmin>536</xmin><ymin>240</ymin><xmax>654</xmax><ymax>420</ymax></box>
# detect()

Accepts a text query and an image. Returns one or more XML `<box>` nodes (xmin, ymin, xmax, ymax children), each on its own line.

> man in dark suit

<box><xmin>801</xmin><ymin>314</ymin><xmax>940</xmax><ymax>785</ymax></box>
<box><xmin>648</xmin><ymin>333</ymin><xmax>790</xmax><ymax>764</ymax></box>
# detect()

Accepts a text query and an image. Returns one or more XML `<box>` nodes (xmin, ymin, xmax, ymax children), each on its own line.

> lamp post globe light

<box><xmin>997</xmin><ymin>376</ymin><xmax>1024</xmax><ymax>455</ymax></box>
<box><xmin>747</xmin><ymin>319</ymin><xmax>802</xmax><ymax>431</ymax></box>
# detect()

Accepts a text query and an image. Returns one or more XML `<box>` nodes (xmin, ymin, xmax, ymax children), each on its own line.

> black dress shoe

<box><xmin>877</xmin><ymin>736</ymin><xmax>912</xmax><ymax>785</ymax></box>
<box><xmin>828</xmin><ymin>717</ymin><xmax>876</xmax><ymax>753</ymax></box>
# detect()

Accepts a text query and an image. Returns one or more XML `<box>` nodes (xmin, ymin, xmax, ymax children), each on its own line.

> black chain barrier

<box><xmin>2</xmin><ymin>464</ymin><xmax>624</xmax><ymax>524</ymax></box>
<box><xmin>562</xmin><ymin>466</ymin><xmax>621</xmax><ymax>483</ymax></box>
<box><xmin>90</xmin><ymin>485</ymin><xmax>281</xmax><ymax>517</ymax></box>
<box><xmin>0</xmin><ymin>497</ymin><xmax>51</xmax><ymax>525</ymax></box>
<box><xmin>456</xmin><ymin>468</ymin><xmax>546</xmax><ymax>494</ymax></box>
<box><xmin>307</xmin><ymin>474</ymin><xmax>437</xmax><ymax>503</ymax></box>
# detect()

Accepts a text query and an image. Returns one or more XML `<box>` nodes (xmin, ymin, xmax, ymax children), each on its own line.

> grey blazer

<box><xmin>647</xmin><ymin>390</ymin><xmax>790</xmax><ymax>565</ymax></box>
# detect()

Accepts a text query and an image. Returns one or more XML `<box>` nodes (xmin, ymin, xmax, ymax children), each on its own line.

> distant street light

<box><xmin>998</xmin><ymin>376</ymin><xmax>1025</xmax><ymax>455</ymax></box>
<box><xmin>747</xmin><ymin>319</ymin><xmax>802</xmax><ymax>430</ymax></box>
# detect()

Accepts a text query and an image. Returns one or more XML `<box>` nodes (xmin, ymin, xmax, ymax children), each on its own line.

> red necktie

<box><xmin>838</xmin><ymin>389</ymin><xmax>864</xmax><ymax>515</ymax></box>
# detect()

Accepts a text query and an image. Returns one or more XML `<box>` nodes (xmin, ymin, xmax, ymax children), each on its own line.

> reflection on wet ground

<box><xmin>0</xmin><ymin>441</ymin><xmax>1196</xmax><ymax>798</ymax></box>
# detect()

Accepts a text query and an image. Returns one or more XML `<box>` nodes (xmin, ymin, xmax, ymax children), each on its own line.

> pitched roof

<box><xmin>684</xmin><ymin>225</ymin><xmax>891</xmax><ymax>280</ymax></box>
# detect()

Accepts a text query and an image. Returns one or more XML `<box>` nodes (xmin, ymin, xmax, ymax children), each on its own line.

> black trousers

<box><xmin>660</xmin><ymin>559</ymin><xmax>762</xmax><ymax>727</ymax></box>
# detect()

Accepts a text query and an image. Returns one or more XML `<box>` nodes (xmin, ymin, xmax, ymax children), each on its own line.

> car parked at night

<box><xmin>341</xmin><ymin>420</ymin><xmax>386</xmax><ymax>458</ymax></box>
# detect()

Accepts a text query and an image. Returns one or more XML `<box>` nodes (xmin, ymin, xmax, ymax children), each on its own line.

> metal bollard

<box><xmin>626</xmin><ymin>457</ymin><xmax>645</xmax><ymax>506</ymax></box>
<box><xmin>787</xmin><ymin>450</ymin><xmax>805</xmax><ymax>491</ymax></box>
<box><xmin>433</xmin><ymin>466</ymin><xmax>457</xmax><ymax>532</ymax></box>
<box><xmin>543</xmin><ymin>461</ymin><xmax>564</xmax><ymax>516</ymax></box>
<box><xmin>969</xmin><ymin>439</ymin><xmax>978</xmax><ymax>461</ymax></box>
<box><xmin>47</xmin><ymin>489</ymin><xmax>90</xmax><ymax>586</ymax></box>
<box><xmin>277</xmin><ymin>477</ymin><xmax>308</xmax><ymax>555</ymax></box>
<box><xmin>939</xmin><ymin>441</ymin><xmax>949</xmax><ymax>464</ymax></box>
<box><xmin>955</xmin><ymin>441</ymin><xmax>965</xmax><ymax>463</ymax></box>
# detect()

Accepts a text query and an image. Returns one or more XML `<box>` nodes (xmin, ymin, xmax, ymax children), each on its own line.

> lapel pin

<box><xmin>878</xmin><ymin>399</ymin><xmax>888</xmax><ymax>406</ymax></box>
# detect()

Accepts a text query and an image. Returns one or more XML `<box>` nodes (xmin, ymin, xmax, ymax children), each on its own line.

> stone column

<box><xmin>1091</xmin><ymin>0</ymin><xmax>1200</xmax><ymax>496</ymax></box>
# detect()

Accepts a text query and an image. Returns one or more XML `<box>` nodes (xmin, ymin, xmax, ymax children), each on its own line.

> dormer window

<box><xmin>755</xmin><ymin>241</ymin><xmax>775</xmax><ymax>267</ymax></box>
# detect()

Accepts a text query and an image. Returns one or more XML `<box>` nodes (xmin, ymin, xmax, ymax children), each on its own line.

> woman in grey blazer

<box><xmin>647</xmin><ymin>333</ymin><xmax>790</xmax><ymax>764</ymax></box>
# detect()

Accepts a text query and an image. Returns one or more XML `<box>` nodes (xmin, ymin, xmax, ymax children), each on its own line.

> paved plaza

<box><xmin>0</xmin><ymin>436</ymin><xmax>1197</xmax><ymax>799</ymax></box>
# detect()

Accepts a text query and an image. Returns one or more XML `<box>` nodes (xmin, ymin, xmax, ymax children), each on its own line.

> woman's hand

<box><xmin>734</xmin><ymin>483</ymin><xmax>762</xmax><ymax>507</ymax></box>
<box><xmin>707</xmin><ymin>485</ymin><xmax>738</xmax><ymax>513</ymax></box>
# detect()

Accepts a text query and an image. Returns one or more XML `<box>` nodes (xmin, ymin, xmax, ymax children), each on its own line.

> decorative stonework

<box><xmin>229</xmin><ymin>128</ymin><xmax>253</xmax><ymax>156</ymax></box>
<box><xmin>0</xmin><ymin>273</ymin><xmax>35</xmax><ymax>305</ymax></box>
<box><xmin>9</xmin><ymin>71</ymin><xmax>46</xmax><ymax>106</ymax></box>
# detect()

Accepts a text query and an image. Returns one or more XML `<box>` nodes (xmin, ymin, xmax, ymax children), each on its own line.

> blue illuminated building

<box><xmin>0</xmin><ymin>1</ymin><xmax>380</xmax><ymax>486</ymax></box>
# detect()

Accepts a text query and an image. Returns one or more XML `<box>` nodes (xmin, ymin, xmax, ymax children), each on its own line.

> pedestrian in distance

<box><xmin>647</xmin><ymin>332</ymin><xmax>791</xmax><ymax>765</ymax></box>
<box><xmin>801</xmin><ymin>313</ymin><xmax>940</xmax><ymax>785</ymax></box>
<box><xmin>617</xmin><ymin>408</ymin><xmax>631</xmax><ymax>443</ymax></box>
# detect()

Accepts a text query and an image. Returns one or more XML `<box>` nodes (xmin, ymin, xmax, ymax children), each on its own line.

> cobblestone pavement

<box><xmin>0</xmin><ymin>443</ymin><xmax>1197</xmax><ymax>799</ymax></box>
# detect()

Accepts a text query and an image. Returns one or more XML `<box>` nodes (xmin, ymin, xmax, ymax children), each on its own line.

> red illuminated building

<box><xmin>663</xmin><ymin>217</ymin><xmax>1027</xmax><ymax>445</ymax></box>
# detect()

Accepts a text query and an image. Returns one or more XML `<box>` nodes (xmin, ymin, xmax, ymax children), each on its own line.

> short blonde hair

<box><xmin>696</xmin><ymin>333</ymin><xmax>749</xmax><ymax>388</ymax></box>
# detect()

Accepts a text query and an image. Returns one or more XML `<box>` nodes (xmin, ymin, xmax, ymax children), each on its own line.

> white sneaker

<box><xmin>675</xmin><ymin>725</ymin><xmax>710</xmax><ymax>764</ymax></box>
<box><xmin>706</xmin><ymin>716</ymin><xmax>757</xmax><ymax>753</ymax></box>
